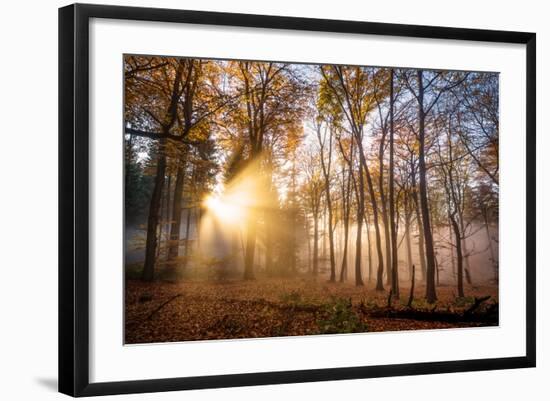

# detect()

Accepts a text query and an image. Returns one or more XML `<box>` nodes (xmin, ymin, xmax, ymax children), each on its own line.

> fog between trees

<box><xmin>124</xmin><ymin>56</ymin><xmax>499</xmax><ymax>304</ymax></box>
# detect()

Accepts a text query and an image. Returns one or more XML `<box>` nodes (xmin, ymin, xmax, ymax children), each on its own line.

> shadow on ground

<box><xmin>35</xmin><ymin>377</ymin><xmax>57</xmax><ymax>392</ymax></box>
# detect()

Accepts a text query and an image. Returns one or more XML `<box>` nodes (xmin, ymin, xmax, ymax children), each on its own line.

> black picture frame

<box><xmin>59</xmin><ymin>3</ymin><xmax>536</xmax><ymax>397</ymax></box>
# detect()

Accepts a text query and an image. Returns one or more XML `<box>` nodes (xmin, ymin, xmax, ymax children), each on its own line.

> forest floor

<box><xmin>125</xmin><ymin>277</ymin><xmax>499</xmax><ymax>344</ymax></box>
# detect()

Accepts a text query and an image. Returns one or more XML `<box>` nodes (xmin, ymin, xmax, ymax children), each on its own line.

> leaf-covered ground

<box><xmin>125</xmin><ymin>278</ymin><xmax>498</xmax><ymax>344</ymax></box>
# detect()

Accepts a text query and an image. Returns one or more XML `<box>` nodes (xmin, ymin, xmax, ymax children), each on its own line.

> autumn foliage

<box><xmin>124</xmin><ymin>55</ymin><xmax>499</xmax><ymax>343</ymax></box>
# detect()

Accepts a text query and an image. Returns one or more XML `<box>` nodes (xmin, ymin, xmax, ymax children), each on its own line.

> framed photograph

<box><xmin>59</xmin><ymin>3</ymin><xmax>536</xmax><ymax>397</ymax></box>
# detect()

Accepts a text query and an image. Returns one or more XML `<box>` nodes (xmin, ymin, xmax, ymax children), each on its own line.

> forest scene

<box><xmin>124</xmin><ymin>55</ymin><xmax>499</xmax><ymax>344</ymax></box>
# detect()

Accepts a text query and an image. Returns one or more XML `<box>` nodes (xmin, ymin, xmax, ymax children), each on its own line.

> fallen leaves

<box><xmin>124</xmin><ymin>278</ymin><xmax>498</xmax><ymax>344</ymax></box>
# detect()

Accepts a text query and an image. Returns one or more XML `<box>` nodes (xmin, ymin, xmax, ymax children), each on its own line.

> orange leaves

<box><xmin>125</xmin><ymin>278</ymin><xmax>498</xmax><ymax>344</ymax></box>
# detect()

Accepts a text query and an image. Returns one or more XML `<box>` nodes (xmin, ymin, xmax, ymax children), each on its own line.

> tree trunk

<box><xmin>339</xmin><ymin>139</ymin><xmax>353</xmax><ymax>283</ymax></box>
<box><xmin>407</xmin><ymin>265</ymin><xmax>416</xmax><ymax>308</ymax></box>
<box><xmin>142</xmin><ymin>141</ymin><xmax>167</xmax><ymax>281</ymax></box>
<box><xmin>460</xmin><ymin>219</ymin><xmax>472</xmax><ymax>285</ymax></box>
<box><xmin>450</xmin><ymin>215</ymin><xmax>464</xmax><ymax>297</ymax></box>
<box><xmin>417</xmin><ymin>70</ymin><xmax>438</xmax><ymax>303</ymax></box>
<box><xmin>366</xmin><ymin>215</ymin><xmax>373</xmax><ymax>283</ymax></box>
<box><xmin>348</xmin><ymin>157</ymin><xmax>364</xmax><ymax>286</ymax></box>
<box><xmin>327</xmin><ymin>197</ymin><xmax>336</xmax><ymax>282</ymax></box>
<box><xmin>381</xmin><ymin>209</ymin><xmax>392</xmax><ymax>284</ymax></box>
<box><xmin>405</xmin><ymin>197</ymin><xmax>414</xmax><ymax>281</ymax></box>
<box><xmin>411</xmin><ymin>183</ymin><xmax>427</xmax><ymax>281</ymax></box>
<box><xmin>354</xmin><ymin>203</ymin><xmax>364</xmax><ymax>286</ymax></box>
<box><xmin>377</xmin><ymin>128</ymin><xmax>392</xmax><ymax>287</ymax></box>
<box><xmin>340</xmin><ymin>209</ymin><xmax>350</xmax><ymax>282</ymax></box>
<box><xmin>449</xmin><ymin>219</ymin><xmax>456</xmax><ymax>277</ymax></box>
<box><xmin>378</xmin><ymin>151</ymin><xmax>392</xmax><ymax>286</ymax></box>
<box><xmin>156</xmin><ymin>177</ymin><xmax>167</xmax><ymax>261</ymax></box>
<box><xmin>182</xmin><ymin>206</ymin><xmax>192</xmax><ymax>269</ymax></box>
<box><xmin>244</xmin><ymin>216</ymin><xmax>257</xmax><ymax>280</ymax></box>
<box><xmin>313</xmin><ymin>210</ymin><xmax>319</xmax><ymax>276</ymax></box>
<box><xmin>164</xmin><ymin>174</ymin><xmax>172</xmax><ymax>260</ymax></box>
<box><xmin>323</xmin><ymin>197</ymin><xmax>335</xmax><ymax>281</ymax></box>
<box><xmin>352</xmin><ymin>135</ymin><xmax>382</xmax><ymax>289</ymax></box>
<box><xmin>363</xmin><ymin>161</ymin><xmax>384</xmax><ymax>290</ymax></box>
<box><xmin>483</xmin><ymin>210</ymin><xmax>498</xmax><ymax>282</ymax></box>
<box><xmin>389</xmin><ymin>69</ymin><xmax>399</xmax><ymax>299</ymax></box>
<box><xmin>195</xmin><ymin>207</ymin><xmax>202</xmax><ymax>253</ymax></box>
<box><xmin>167</xmin><ymin>161</ymin><xmax>186</xmax><ymax>261</ymax></box>
<box><xmin>140</xmin><ymin>61</ymin><xmax>185</xmax><ymax>281</ymax></box>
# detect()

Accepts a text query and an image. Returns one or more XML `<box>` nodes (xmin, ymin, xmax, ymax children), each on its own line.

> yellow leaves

<box><xmin>318</xmin><ymin>65</ymin><xmax>382</xmax><ymax>132</ymax></box>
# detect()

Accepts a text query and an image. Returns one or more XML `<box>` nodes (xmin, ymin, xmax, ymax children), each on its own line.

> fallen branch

<box><xmin>464</xmin><ymin>295</ymin><xmax>491</xmax><ymax>316</ymax></box>
<box><xmin>368</xmin><ymin>297</ymin><xmax>497</xmax><ymax>324</ymax></box>
<box><xmin>146</xmin><ymin>294</ymin><xmax>182</xmax><ymax>320</ymax></box>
